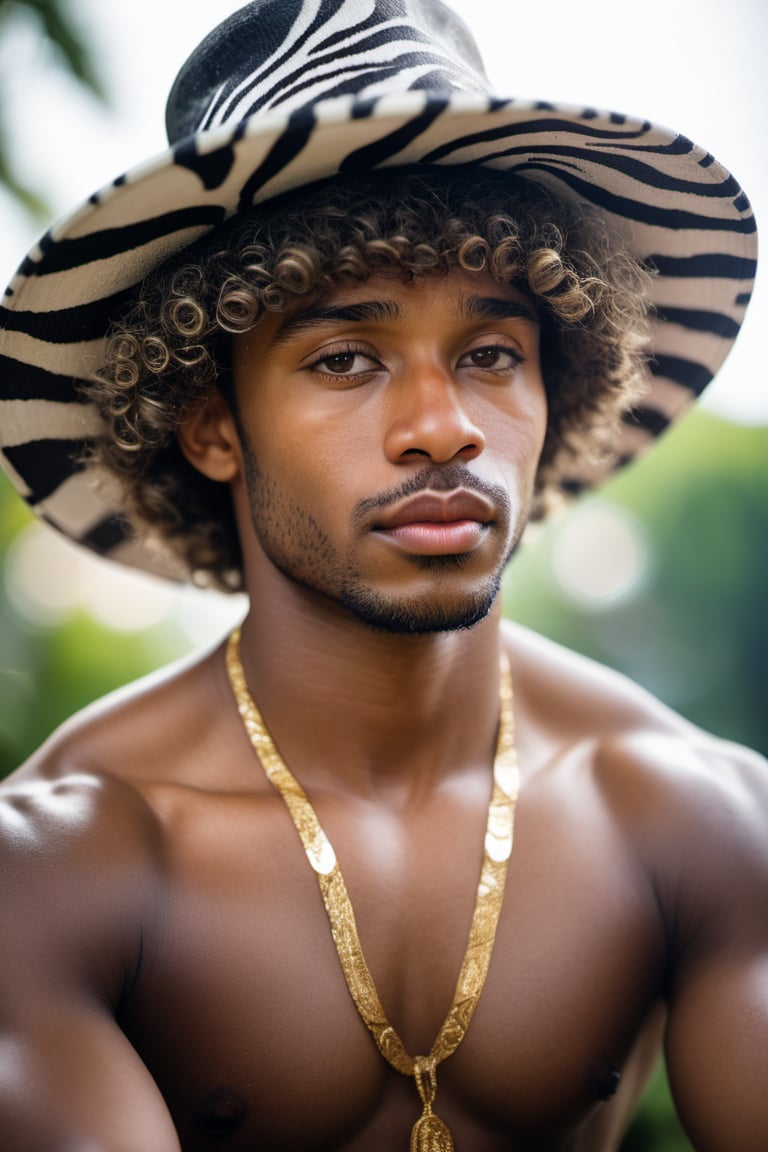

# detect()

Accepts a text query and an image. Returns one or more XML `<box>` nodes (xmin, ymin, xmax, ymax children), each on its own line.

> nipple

<box><xmin>194</xmin><ymin>1087</ymin><xmax>249</xmax><ymax>1138</ymax></box>
<box><xmin>592</xmin><ymin>1063</ymin><xmax>622</xmax><ymax>1101</ymax></box>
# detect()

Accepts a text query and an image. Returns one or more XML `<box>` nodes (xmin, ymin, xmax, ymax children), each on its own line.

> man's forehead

<box><xmin>266</xmin><ymin>273</ymin><xmax>539</xmax><ymax>344</ymax></box>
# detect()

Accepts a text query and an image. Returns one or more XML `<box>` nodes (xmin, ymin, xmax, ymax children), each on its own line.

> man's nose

<box><xmin>382</xmin><ymin>360</ymin><xmax>486</xmax><ymax>465</ymax></box>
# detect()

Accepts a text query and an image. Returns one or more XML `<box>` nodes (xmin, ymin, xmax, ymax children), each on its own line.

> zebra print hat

<box><xmin>0</xmin><ymin>0</ymin><xmax>757</xmax><ymax>581</ymax></box>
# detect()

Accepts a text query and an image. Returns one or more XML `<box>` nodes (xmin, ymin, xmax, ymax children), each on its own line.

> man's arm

<box><xmin>0</xmin><ymin>1010</ymin><xmax>181</xmax><ymax>1152</ymax></box>
<box><xmin>0</xmin><ymin>767</ymin><xmax>181</xmax><ymax>1152</ymax></box>
<box><xmin>666</xmin><ymin>946</ymin><xmax>768</xmax><ymax>1151</ymax></box>
<box><xmin>637</xmin><ymin>736</ymin><xmax>768</xmax><ymax>1150</ymax></box>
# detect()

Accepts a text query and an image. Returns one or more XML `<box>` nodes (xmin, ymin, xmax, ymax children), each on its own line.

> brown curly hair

<box><xmin>83</xmin><ymin>166</ymin><xmax>653</xmax><ymax>590</ymax></box>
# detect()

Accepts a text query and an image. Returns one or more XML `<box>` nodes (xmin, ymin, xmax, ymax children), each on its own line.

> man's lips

<box><xmin>371</xmin><ymin>491</ymin><xmax>495</xmax><ymax>555</ymax></box>
<box><xmin>372</xmin><ymin>491</ymin><xmax>496</xmax><ymax>530</ymax></box>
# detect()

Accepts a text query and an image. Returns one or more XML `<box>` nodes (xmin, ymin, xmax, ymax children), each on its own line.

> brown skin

<box><xmin>1</xmin><ymin>270</ymin><xmax>767</xmax><ymax>1151</ymax></box>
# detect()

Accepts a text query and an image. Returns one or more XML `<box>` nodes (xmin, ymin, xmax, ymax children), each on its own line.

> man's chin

<box><xmin>338</xmin><ymin>581</ymin><xmax>502</xmax><ymax>636</ymax></box>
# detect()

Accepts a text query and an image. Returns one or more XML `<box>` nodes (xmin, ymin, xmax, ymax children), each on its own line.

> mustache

<box><xmin>354</xmin><ymin>465</ymin><xmax>511</xmax><ymax>526</ymax></box>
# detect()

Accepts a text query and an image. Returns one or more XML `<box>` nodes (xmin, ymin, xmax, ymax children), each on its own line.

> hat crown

<box><xmin>165</xmin><ymin>0</ymin><xmax>491</xmax><ymax>143</ymax></box>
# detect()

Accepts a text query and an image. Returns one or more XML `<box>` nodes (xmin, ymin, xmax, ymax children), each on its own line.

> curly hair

<box><xmin>83</xmin><ymin>166</ymin><xmax>653</xmax><ymax>590</ymax></box>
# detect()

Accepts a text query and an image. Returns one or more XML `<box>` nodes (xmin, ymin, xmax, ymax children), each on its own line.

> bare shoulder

<box><xmin>0</xmin><ymin>636</ymin><xmax>240</xmax><ymax>970</ymax></box>
<box><xmin>502</xmin><ymin>619</ymin><xmax>768</xmax><ymax>940</ymax></box>
<box><xmin>0</xmin><ymin>667</ymin><xmax>183</xmax><ymax>989</ymax></box>
<box><xmin>0</xmin><ymin>762</ymin><xmax>161</xmax><ymax>994</ymax></box>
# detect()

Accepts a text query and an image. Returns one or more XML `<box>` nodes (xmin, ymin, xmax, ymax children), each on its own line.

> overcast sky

<box><xmin>1</xmin><ymin>0</ymin><xmax>765</xmax><ymax>422</ymax></box>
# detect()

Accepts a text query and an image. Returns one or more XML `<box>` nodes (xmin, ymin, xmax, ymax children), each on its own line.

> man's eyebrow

<box><xmin>461</xmin><ymin>294</ymin><xmax>539</xmax><ymax>326</ymax></box>
<box><xmin>272</xmin><ymin>299</ymin><xmax>402</xmax><ymax>344</ymax></box>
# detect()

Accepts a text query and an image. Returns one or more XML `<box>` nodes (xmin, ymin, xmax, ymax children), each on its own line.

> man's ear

<box><xmin>177</xmin><ymin>389</ymin><xmax>242</xmax><ymax>482</ymax></box>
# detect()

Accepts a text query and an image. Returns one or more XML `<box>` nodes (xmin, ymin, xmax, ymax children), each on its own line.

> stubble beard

<box><xmin>242</xmin><ymin>447</ymin><xmax>527</xmax><ymax>635</ymax></box>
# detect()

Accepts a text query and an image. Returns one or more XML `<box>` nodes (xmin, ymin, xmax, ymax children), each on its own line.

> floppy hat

<box><xmin>0</xmin><ymin>0</ymin><xmax>757</xmax><ymax>582</ymax></box>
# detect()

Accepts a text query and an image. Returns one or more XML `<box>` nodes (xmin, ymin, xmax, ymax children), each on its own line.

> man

<box><xmin>0</xmin><ymin>2</ymin><xmax>765</xmax><ymax>1150</ymax></box>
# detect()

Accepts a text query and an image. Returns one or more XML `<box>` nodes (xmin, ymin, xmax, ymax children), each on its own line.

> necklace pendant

<box><xmin>410</xmin><ymin>1108</ymin><xmax>455</xmax><ymax>1152</ymax></box>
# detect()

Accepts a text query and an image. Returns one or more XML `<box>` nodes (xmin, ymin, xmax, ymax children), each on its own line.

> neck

<box><xmin>235</xmin><ymin>574</ymin><xmax>505</xmax><ymax>800</ymax></box>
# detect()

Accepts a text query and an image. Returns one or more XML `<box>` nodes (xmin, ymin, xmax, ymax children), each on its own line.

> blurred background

<box><xmin>1</xmin><ymin>3</ymin><xmax>766</xmax><ymax>1149</ymax></box>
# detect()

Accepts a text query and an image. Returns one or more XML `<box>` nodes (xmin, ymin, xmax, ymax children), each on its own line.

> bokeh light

<box><xmin>550</xmin><ymin>500</ymin><xmax>650</xmax><ymax>609</ymax></box>
<box><xmin>4</xmin><ymin>519</ymin><xmax>245</xmax><ymax>641</ymax></box>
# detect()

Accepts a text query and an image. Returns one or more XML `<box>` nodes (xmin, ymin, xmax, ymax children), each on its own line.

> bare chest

<box><xmin>120</xmin><ymin>783</ymin><xmax>665</xmax><ymax>1151</ymax></box>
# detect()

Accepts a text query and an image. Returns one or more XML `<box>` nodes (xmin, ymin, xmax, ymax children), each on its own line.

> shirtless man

<box><xmin>0</xmin><ymin>2</ymin><xmax>765</xmax><ymax>1150</ymax></box>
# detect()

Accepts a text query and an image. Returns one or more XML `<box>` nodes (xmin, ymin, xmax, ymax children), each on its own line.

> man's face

<box><xmin>231</xmin><ymin>268</ymin><xmax>547</xmax><ymax>634</ymax></box>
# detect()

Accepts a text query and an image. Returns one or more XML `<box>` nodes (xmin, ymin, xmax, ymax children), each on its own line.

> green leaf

<box><xmin>0</xmin><ymin>0</ymin><xmax>106</xmax><ymax>215</ymax></box>
<box><xmin>25</xmin><ymin>0</ymin><xmax>106</xmax><ymax>100</ymax></box>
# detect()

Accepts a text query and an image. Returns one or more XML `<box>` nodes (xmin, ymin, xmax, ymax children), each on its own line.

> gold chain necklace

<box><xmin>225</xmin><ymin>628</ymin><xmax>519</xmax><ymax>1152</ymax></box>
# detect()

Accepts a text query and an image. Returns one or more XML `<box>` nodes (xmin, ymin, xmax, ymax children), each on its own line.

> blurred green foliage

<box><xmin>0</xmin><ymin>0</ymin><xmax>105</xmax><ymax>216</ymax></box>
<box><xmin>0</xmin><ymin>465</ymin><xmax>174</xmax><ymax>771</ymax></box>
<box><xmin>505</xmin><ymin>411</ymin><xmax>768</xmax><ymax>758</ymax></box>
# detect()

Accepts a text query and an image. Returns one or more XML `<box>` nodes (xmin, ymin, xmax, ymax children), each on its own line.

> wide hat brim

<box><xmin>0</xmin><ymin>89</ymin><xmax>757</xmax><ymax>582</ymax></box>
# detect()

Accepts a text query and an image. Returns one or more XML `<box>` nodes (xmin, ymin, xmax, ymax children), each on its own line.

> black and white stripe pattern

<box><xmin>195</xmin><ymin>0</ymin><xmax>491</xmax><ymax>130</ymax></box>
<box><xmin>0</xmin><ymin>0</ymin><xmax>758</xmax><ymax>580</ymax></box>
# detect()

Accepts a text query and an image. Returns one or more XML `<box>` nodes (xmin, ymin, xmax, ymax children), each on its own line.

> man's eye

<box><xmin>313</xmin><ymin>350</ymin><xmax>378</xmax><ymax>376</ymax></box>
<box><xmin>321</xmin><ymin>352</ymin><xmax>357</xmax><ymax>374</ymax></box>
<box><xmin>462</xmin><ymin>346</ymin><xmax>523</xmax><ymax>370</ymax></box>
